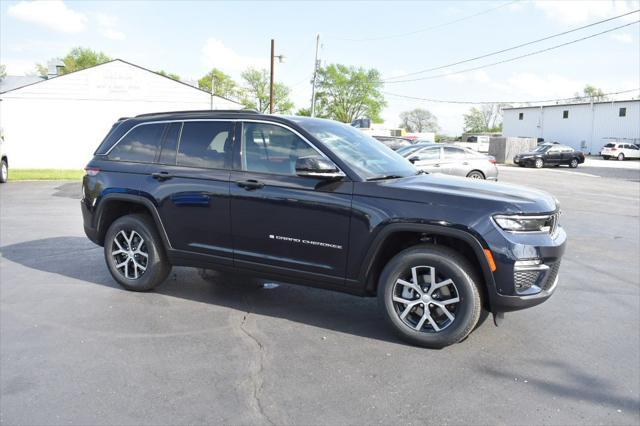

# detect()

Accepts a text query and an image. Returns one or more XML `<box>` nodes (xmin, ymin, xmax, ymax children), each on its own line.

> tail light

<box><xmin>84</xmin><ymin>167</ymin><xmax>100</xmax><ymax>176</ymax></box>
<box><xmin>488</xmin><ymin>158</ymin><xmax>497</xmax><ymax>164</ymax></box>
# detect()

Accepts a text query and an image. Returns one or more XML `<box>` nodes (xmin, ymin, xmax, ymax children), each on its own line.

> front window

<box><xmin>295</xmin><ymin>118</ymin><xmax>416</xmax><ymax>180</ymax></box>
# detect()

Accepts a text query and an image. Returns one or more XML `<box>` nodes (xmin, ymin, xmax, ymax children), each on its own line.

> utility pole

<box><xmin>269</xmin><ymin>39</ymin><xmax>275</xmax><ymax>114</ymax></box>
<box><xmin>310</xmin><ymin>33</ymin><xmax>320</xmax><ymax>117</ymax></box>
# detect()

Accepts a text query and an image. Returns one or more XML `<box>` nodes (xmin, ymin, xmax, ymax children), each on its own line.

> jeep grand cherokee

<box><xmin>82</xmin><ymin>110</ymin><xmax>566</xmax><ymax>348</ymax></box>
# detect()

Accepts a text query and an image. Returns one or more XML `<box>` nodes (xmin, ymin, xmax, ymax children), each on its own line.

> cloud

<box><xmin>534</xmin><ymin>0</ymin><xmax>638</xmax><ymax>25</ymax></box>
<box><xmin>610</xmin><ymin>33</ymin><xmax>634</xmax><ymax>44</ymax></box>
<box><xmin>8</xmin><ymin>0</ymin><xmax>87</xmax><ymax>33</ymax></box>
<box><xmin>201</xmin><ymin>38</ymin><xmax>268</xmax><ymax>74</ymax></box>
<box><xmin>95</xmin><ymin>13</ymin><xmax>126</xmax><ymax>40</ymax></box>
<box><xmin>2</xmin><ymin>59</ymin><xmax>39</xmax><ymax>75</ymax></box>
<box><xmin>501</xmin><ymin>72</ymin><xmax>586</xmax><ymax>99</ymax></box>
<box><xmin>445</xmin><ymin>70</ymin><xmax>491</xmax><ymax>84</ymax></box>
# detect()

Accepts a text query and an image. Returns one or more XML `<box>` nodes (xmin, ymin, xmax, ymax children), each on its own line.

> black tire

<box><xmin>617</xmin><ymin>153</ymin><xmax>625</xmax><ymax>161</ymax></box>
<box><xmin>466</xmin><ymin>170</ymin><xmax>485</xmax><ymax>179</ymax></box>
<box><xmin>0</xmin><ymin>159</ymin><xmax>7</xmax><ymax>183</ymax></box>
<box><xmin>602</xmin><ymin>155</ymin><xmax>610</xmax><ymax>160</ymax></box>
<box><xmin>377</xmin><ymin>245</ymin><xmax>483</xmax><ymax>349</ymax></box>
<box><xmin>104</xmin><ymin>214</ymin><xmax>170</xmax><ymax>291</ymax></box>
<box><xmin>534</xmin><ymin>158</ymin><xmax>544</xmax><ymax>169</ymax></box>
<box><xmin>518</xmin><ymin>163</ymin><xmax>525</xmax><ymax>167</ymax></box>
<box><xmin>569</xmin><ymin>158</ymin><xmax>579</xmax><ymax>168</ymax></box>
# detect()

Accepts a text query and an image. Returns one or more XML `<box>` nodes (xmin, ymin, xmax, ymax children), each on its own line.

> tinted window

<box><xmin>604</xmin><ymin>143</ymin><xmax>616</xmax><ymax>148</ymax></box>
<box><xmin>563</xmin><ymin>110</ymin><xmax>569</xmax><ymax>119</ymax></box>
<box><xmin>158</xmin><ymin>122</ymin><xmax>181</xmax><ymax>165</ymax></box>
<box><xmin>242</xmin><ymin>123</ymin><xmax>319</xmax><ymax>175</ymax></box>
<box><xmin>109</xmin><ymin>123</ymin><xmax>165</xmax><ymax>163</ymax></box>
<box><xmin>178</xmin><ymin>121</ymin><xmax>234</xmax><ymax>169</ymax></box>
<box><xmin>619</xmin><ymin>107</ymin><xmax>626</xmax><ymax>117</ymax></box>
<box><xmin>443</xmin><ymin>147</ymin><xmax>466</xmax><ymax>159</ymax></box>
<box><xmin>518</xmin><ymin>112</ymin><xmax>524</xmax><ymax>120</ymax></box>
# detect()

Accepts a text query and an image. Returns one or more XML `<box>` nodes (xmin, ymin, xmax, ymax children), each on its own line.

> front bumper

<box><xmin>484</xmin><ymin>225</ymin><xmax>566</xmax><ymax>312</ymax></box>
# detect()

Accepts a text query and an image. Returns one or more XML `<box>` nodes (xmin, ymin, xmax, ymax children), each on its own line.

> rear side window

<box><xmin>443</xmin><ymin>147</ymin><xmax>466</xmax><ymax>159</ymax></box>
<box><xmin>108</xmin><ymin>123</ymin><xmax>165</xmax><ymax>163</ymax></box>
<box><xmin>177</xmin><ymin>121</ymin><xmax>234</xmax><ymax>169</ymax></box>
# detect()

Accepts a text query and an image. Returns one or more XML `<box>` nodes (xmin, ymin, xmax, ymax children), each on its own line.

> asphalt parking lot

<box><xmin>1</xmin><ymin>166</ymin><xmax>639</xmax><ymax>425</ymax></box>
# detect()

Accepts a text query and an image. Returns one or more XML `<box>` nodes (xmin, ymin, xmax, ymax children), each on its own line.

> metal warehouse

<box><xmin>502</xmin><ymin>99</ymin><xmax>639</xmax><ymax>154</ymax></box>
<box><xmin>0</xmin><ymin>59</ymin><xmax>242</xmax><ymax>169</ymax></box>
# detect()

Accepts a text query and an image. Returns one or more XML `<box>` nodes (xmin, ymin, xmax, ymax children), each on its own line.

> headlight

<box><xmin>493</xmin><ymin>214</ymin><xmax>555</xmax><ymax>232</ymax></box>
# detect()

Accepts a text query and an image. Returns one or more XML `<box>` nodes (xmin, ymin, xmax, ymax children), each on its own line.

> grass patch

<box><xmin>9</xmin><ymin>169</ymin><xmax>84</xmax><ymax>181</ymax></box>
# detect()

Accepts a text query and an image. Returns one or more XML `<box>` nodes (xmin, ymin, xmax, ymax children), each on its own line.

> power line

<box><xmin>383</xmin><ymin>20</ymin><xmax>640</xmax><ymax>84</ymax></box>
<box><xmin>329</xmin><ymin>0</ymin><xmax>518</xmax><ymax>42</ymax></box>
<box><xmin>383</xmin><ymin>9</ymin><xmax>640</xmax><ymax>82</ymax></box>
<box><xmin>382</xmin><ymin>88</ymin><xmax>640</xmax><ymax>105</ymax></box>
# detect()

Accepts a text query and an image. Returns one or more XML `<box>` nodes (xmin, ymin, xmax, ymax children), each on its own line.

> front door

<box><xmin>230</xmin><ymin>121</ymin><xmax>352</xmax><ymax>281</ymax></box>
<box><xmin>411</xmin><ymin>146</ymin><xmax>443</xmax><ymax>173</ymax></box>
<box><xmin>546</xmin><ymin>146</ymin><xmax>562</xmax><ymax>165</ymax></box>
<box><xmin>143</xmin><ymin>120</ymin><xmax>235</xmax><ymax>263</ymax></box>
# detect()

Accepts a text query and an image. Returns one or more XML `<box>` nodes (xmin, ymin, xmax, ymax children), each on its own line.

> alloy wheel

<box><xmin>570</xmin><ymin>159</ymin><xmax>578</xmax><ymax>168</ymax></box>
<box><xmin>467</xmin><ymin>171</ymin><xmax>484</xmax><ymax>179</ymax></box>
<box><xmin>392</xmin><ymin>265</ymin><xmax>460</xmax><ymax>332</ymax></box>
<box><xmin>535</xmin><ymin>159</ymin><xmax>543</xmax><ymax>168</ymax></box>
<box><xmin>111</xmin><ymin>229</ymin><xmax>148</xmax><ymax>280</ymax></box>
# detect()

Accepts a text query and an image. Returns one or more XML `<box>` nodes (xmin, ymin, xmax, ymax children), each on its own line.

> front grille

<box><xmin>543</xmin><ymin>261</ymin><xmax>561</xmax><ymax>291</ymax></box>
<box><xmin>515</xmin><ymin>270</ymin><xmax>541</xmax><ymax>292</ymax></box>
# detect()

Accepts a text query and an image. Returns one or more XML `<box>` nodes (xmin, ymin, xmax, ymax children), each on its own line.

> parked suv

<box><xmin>600</xmin><ymin>142</ymin><xmax>640</xmax><ymax>160</ymax></box>
<box><xmin>0</xmin><ymin>128</ymin><xmax>8</xmax><ymax>183</ymax></box>
<box><xmin>82</xmin><ymin>111</ymin><xmax>566</xmax><ymax>348</ymax></box>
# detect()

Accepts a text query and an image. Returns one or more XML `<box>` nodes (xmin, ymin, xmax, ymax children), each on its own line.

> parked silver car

<box><xmin>402</xmin><ymin>144</ymin><xmax>498</xmax><ymax>180</ymax></box>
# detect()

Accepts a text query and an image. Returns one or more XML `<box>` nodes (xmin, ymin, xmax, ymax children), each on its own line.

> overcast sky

<box><xmin>1</xmin><ymin>0</ymin><xmax>639</xmax><ymax>134</ymax></box>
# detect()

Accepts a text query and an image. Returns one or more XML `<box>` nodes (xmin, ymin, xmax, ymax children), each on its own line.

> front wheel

<box><xmin>534</xmin><ymin>158</ymin><xmax>544</xmax><ymax>168</ymax></box>
<box><xmin>0</xmin><ymin>159</ymin><xmax>7</xmax><ymax>183</ymax></box>
<box><xmin>104</xmin><ymin>214</ymin><xmax>170</xmax><ymax>291</ymax></box>
<box><xmin>569</xmin><ymin>158</ymin><xmax>579</xmax><ymax>168</ymax></box>
<box><xmin>618</xmin><ymin>153</ymin><xmax>625</xmax><ymax>161</ymax></box>
<box><xmin>378</xmin><ymin>245</ymin><xmax>483</xmax><ymax>348</ymax></box>
<box><xmin>466</xmin><ymin>170</ymin><xmax>485</xmax><ymax>179</ymax></box>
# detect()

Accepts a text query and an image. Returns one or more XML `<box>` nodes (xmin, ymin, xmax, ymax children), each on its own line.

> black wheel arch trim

<box><xmin>94</xmin><ymin>193</ymin><xmax>172</xmax><ymax>250</ymax></box>
<box><xmin>358</xmin><ymin>223</ymin><xmax>498</xmax><ymax>307</ymax></box>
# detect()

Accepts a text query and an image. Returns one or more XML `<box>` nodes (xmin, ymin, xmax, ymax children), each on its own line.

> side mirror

<box><xmin>295</xmin><ymin>156</ymin><xmax>344</xmax><ymax>179</ymax></box>
<box><xmin>409</xmin><ymin>156</ymin><xmax>420</xmax><ymax>164</ymax></box>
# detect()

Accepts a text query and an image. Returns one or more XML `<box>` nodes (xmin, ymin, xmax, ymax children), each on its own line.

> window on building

<box><xmin>242</xmin><ymin>122</ymin><xmax>320</xmax><ymax>175</ymax></box>
<box><xmin>562</xmin><ymin>110</ymin><xmax>569</xmax><ymax>119</ymax></box>
<box><xmin>619</xmin><ymin>107</ymin><xmax>627</xmax><ymax>117</ymax></box>
<box><xmin>518</xmin><ymin>112</ymin><xmax>524</xmax><ymax>120</ymax></box>
<box><xmin>108</xmin><ymin>123</ymin><xmax>165</xmax><ymax>163</ymax></box>
<box><xmin>177</xmin><ymin>121</ymin><xmax>234</xmax><ymax>169</ymax></box>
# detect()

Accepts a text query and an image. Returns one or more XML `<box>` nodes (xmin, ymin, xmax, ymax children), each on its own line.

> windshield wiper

<box><xmin>366</xmin><ymin>174</ymin><xmax>405</xmax><ymax>181</ymax></box>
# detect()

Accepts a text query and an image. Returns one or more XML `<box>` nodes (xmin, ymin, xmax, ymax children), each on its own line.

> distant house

<box><xmin>0</xmin><ymin>59</ymin><xmax>242</xmax><ymax>168</ymax></box>
<box><xmin>502</xmin><ymin>100</ymin><xmax>640</xmax><ymax>154</ymax></box>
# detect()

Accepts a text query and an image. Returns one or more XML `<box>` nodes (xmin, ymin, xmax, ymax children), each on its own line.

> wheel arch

<box><xmin>95</xmin><ymin>193</ymin><xmax>171</xmax><ymax>250</ymax></box>
<box><xmin>359</xmin><ymin>223</ymin><xmax>497</xmax><ymax>310</ymax></box>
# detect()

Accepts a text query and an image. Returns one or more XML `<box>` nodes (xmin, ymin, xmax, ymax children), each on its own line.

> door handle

<box><xmin>151</xmin><ymin>172</ymin><xmax>173</xmax><ymax>181</ymax></box>
<box><xmin>236</xmin><ymin>179</ymin><xmax>264</xmax><ymax>190</ymax></box>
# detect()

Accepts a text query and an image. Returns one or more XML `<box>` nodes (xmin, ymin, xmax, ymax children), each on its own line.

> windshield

<box><xmin>533</xmin><ymin>145</ymin><xmax>552</xmax><ymax>153</ymax></box>
<box><xmin>295</xmin><ymin>118</ymin><xmax>417</xmax><ymax>180</ymax></box>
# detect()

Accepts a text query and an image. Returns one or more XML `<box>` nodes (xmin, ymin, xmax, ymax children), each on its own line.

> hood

<box><xmin>356</xmin><ymin>173</ymin><xmax>557</xmax><ymax>214</ymax></box>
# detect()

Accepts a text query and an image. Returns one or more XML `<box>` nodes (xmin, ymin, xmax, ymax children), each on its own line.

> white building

<box><xmin>0</xmin><ymin>59</ymin><xmax>242</xmax><ymax>168</ymax></box>
<box><xmin>502</xmin><ymin>100</ymin><xmax>640</xmax><ymax>154</ymax></box>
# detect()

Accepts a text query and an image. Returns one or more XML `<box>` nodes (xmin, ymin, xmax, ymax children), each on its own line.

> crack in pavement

<box><xmin>238</xmin><ymin>298</ymin><xmax>275</xmax><ymax>426</ymax></box>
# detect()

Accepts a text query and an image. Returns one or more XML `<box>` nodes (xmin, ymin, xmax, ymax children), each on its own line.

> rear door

<box><xmin>142</xmin><ymin>120</ymin><xmax>235</xmax><ymax>263</ymax></box>
<box><xmin>442</xmin><ymin>146</ymin><xmax>468</xmax><ymax>176</ymax></box>
<box><xmin>229</xmin><ymin>121</ymin><xmax>352</xmax><ymax>281</ymax></box>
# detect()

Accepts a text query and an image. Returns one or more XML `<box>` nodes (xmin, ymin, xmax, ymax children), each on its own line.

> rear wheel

<box><xmin>0</xmin><ymin>159</ymin><xmax>7</xmax><ymax>183</ymax></box>
<box><xmin>617</xmin><ymin>153</ymin><xmax>625</xmax><ymax>161</ymax></box>
<box><xmin>378</xmin><ymin>245</ymin><xmax>482</xmax><ymax>348</ymax></box>
<box><xmin>104</xmin><ymin>214</ymin><xmax>170</xmax><ymax>291</ymax></box>
<box><xmin>602</xmin><ymin>155</ymin><xmax>610</xmax><ymax>160</ymax></box>
<box><xmin>569</xmin><ymin>158</ymin><xmax>579</xmax><ymax>168</ymax></box>
<box><xmin>466</xmin><ymin>170</ymin><xmax>485</xmax><ymax>179</ymax></box>
<box><xmin>534</xmin><ymin>158</ymin><xmax>544</xmax><ymax>168</ymax></box>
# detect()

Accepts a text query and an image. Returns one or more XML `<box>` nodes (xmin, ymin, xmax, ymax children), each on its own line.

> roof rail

<box><xmin>135</xmin><ymin>109</ymin><xmax>259</xmax><ymax>118</ymax></box>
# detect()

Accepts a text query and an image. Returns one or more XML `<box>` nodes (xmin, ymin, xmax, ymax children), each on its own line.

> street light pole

<box><xmin>310</xmin><ymin>33</ymin><xmax>320</xmax><ymax>117</ymax></box>
<box><xmin>270</xmin><ymin>39</ymin><xmax>275</xmax><ymax>114</ymax></box>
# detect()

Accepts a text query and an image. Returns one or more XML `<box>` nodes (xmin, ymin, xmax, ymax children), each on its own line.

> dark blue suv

<box><xmin>82</xmin><ymin>110</ymin><xmax>566</xmax><ymax>348</ymax></box>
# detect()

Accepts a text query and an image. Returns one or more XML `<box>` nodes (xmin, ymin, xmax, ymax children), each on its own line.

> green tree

<box><xmin>295</xmin><ymin>107</ymin><xmax>311</xmax><ymax>116</ymax></box>
<box><xmin>60</xmin><ymin>47</ymin><xmax>111</xmax><ymax>74</ymax></box>
<box><xmin>198</xmin><ymin>68</ymin><xmax>238</xmax><ymax>99</ymax></box>
<box><xmin>35</xmin><ymin>63</ymin><xmax>48</xmax><ymax>77</ymax></box>
<box><xmin>399</xmin><ymin>108</ymin><xmax>439</xmax><ymax>132</ymax></box>
<box><xmin>240</xmin><ymin>68</ymin><xmax>293</xmax><ymax>113</ymax></box>
<box><xmin>463</xmin><ymin>104</ymin><xmax>506</xmax><ymax>133</ymax></box>
<box><xmin>0</xmin><ymin>64</ymin><xmax>6</xmax><ymax>81</ymax></box>
<box><xmin>575</xmin><ymin>84</ymin><xmax>607</xmax><ymax>102</ymax></box>
<box><xmin>156</xmin><ymin>70</ymin><xmax>181</xmax><ymax>81</ymax></box>
<box><xmin>314</xmin><ymin>64</ymin><xmax>385</xmax><ymax>123</ymax></box>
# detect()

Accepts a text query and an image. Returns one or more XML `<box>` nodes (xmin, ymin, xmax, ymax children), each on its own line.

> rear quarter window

<box><xmin>108</xmin><ymin>123</ymin><xmax>165</xmax><ymax>163</ymax></box>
